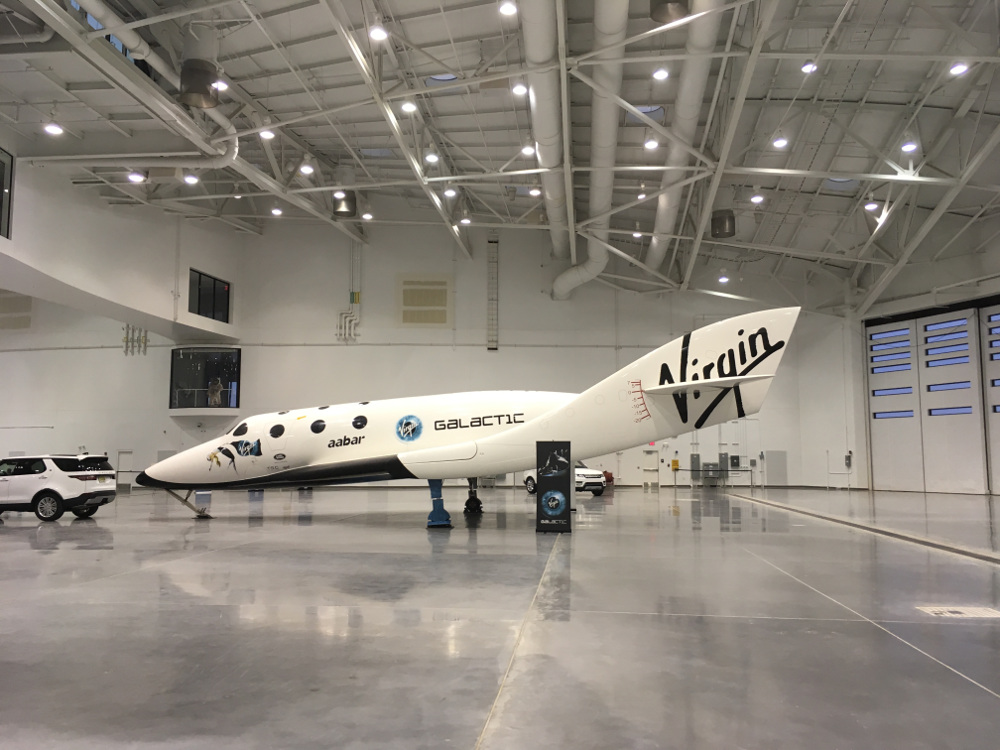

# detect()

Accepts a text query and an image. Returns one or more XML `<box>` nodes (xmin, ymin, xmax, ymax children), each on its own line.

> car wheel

<box><xmin>71</xmin><ymin>506</ymin><xmax>99</xmax><ymax>518</ymax></box>
<box><xmin>33</xmin><ymin>492</ymin><xmax>64</xmax><ymax>522</ymax></box>
<box><xmin>525</xmin><ymin>476</ymin><xmax>536</xmax><ymax>494</ymax></box>
<box><xmin>591</xmin><ymin>488</ymin><xmax>604</xmax><ymax>497</ymax></box>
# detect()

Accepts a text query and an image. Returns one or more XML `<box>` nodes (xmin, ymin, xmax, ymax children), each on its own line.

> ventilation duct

<box><xmin>711</xmin><ymin>209</ymin><xmax>735</xmax><ymax>238</ymax></box>
<box><xmin>644</xmin><ymin>0</ymin><xmax>723</xmax><ymax>271</ymax></box>
<box><xmin>520</xmin><ymin>0</ymin><xmax>569</xmax><ymax>260</ymax></box>
<box><xmin>551</xmin><ymin>0</ymin><xmax>629</xmax><ymax>300</ymax></box>
<box><xmin>179</xmin><ymin>23</ymin><xmax>220</xmax><ymax>108</ymax></box>
<box><xmin>332</xmin><ymin>165</ymin><xmax>357</xmax><ymax>218</ymax></box>
<box><xmin>650</xmin><ymin>1</ymin><xmax>689</xmax><ymax>23</ymax></box>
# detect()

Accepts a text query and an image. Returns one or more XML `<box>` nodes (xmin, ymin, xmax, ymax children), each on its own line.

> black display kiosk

<box><xmin>535</xmin><ymin>441</ymin><xmax>572</xmax><ymax>533</ymax></box>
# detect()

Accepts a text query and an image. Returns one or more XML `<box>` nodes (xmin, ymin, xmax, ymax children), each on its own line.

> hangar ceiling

<box><xmin>3</xmin><ymin>0</ymin><xmax>1000</xmax><ymax>317</ymax></box>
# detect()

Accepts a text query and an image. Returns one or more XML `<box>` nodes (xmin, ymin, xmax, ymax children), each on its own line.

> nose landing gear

<box><xmin>464</xmin><ymin>477</ymin><xmax>483</xmax><ymax>515</ymax></box>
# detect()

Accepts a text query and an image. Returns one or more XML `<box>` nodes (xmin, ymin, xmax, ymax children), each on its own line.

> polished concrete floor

<box><xmin>2</xmin><ymin>485</ymin><xmax>1000</xmax><ymax>749</ymax></box>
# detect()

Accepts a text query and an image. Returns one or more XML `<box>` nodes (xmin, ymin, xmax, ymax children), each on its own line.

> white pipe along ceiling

<box><xmin>520</xmin><ymin>0</ymin><xmax>569</xmax><ymax>261</ymax></box>
<box><xmin>552</xmin><ymin>0</ymin><xmax>629</xmax><ymax>300</ymax></box>
<box><xmin>644</xmin><ymin>0</ymin><xmax>723</xmax><ymax>272</ymax></box>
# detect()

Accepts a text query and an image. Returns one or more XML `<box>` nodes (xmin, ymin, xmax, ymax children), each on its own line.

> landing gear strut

<box><xmin>426</xmin><ymin>479</ymin><xmax>452</xmax><ymax>528</ymax></box>
<box><xmin>464</xmin><ymin>477</ymin><xmax>483</xmax><ymax>515</ymax></box>
<box><xmin>166</xmin><ymin>489</ymin><xmax>213</xmax><ymax>519</ymax></box>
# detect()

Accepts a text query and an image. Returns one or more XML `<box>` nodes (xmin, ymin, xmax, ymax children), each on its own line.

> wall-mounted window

<box><xmin>0</xmin><ymin>145</ymin><xmax>12</xmax><ymax>239</ymax></box>
<box><xmin>170</xmin><ymin>348</ymin><xmax>240</xmax><ymax>409</ymax></box>
<box><xmin>189</xmin><ymin>269</ymin><xmax>231</xmax><ymax>323</ymax></box>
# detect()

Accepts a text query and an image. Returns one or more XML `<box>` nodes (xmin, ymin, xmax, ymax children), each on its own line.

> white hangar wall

<box><xmin>0</xmin><ymin>182</ymin><xmax>866</xmax><ymax>488</ymax></box>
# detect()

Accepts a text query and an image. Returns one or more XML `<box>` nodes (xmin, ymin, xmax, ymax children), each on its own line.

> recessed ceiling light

<box><xmin>901</xmin><ymin>140</ymin><xmax>918</xmax><ymax>153</ymax></box>
<box><xmin>801</xmin><ymin>60</ymin><xmax>818</xmax><ymax>74</ymax></box>
<box><xmin>865</xmin><ymin>201</ymin><xmax>879</xmax><ymax>211</ymax></box>
<box><xmin>499</xmin><ymin>1</ymin><xmax>517</xmax><ymax>15</ymax></box>
<box><xmin>652</xmin><ymin>67</ymin><xmax>669</xmax><ymax>81</ymax></box>
<box><xmin>750</xmin><ymin>193</ymin><xmax>764</xmax><ymax>204</ymax></box>
<box><xmin>444</xmin><ymin>186</ymin><xmax>457</xmax><ymax>198</ymax></box>
<box><xmin>43</xmin><ymin>122</ymin><xmax>63</xmax><ymax>135</ymax></box>
<box><xmin>401</xmin><ymin>101</ymin><xmax>417</xmax><ymax>113</ymax></box>
<box><xmin>511</xmin><ymin>82</ymin><xmax>528</xmax><ymax>96</ymax></box>
<box><xmin>127</xmin><ymin>171</ymin><xmax>145</xmax><ymax>183</ymax></box>
<box><xmin>521</xmin><ymin>144</ymin><xmax>535</xmax><ymax>156</ymax></box>
<box><xmin>333</xmin><ymin>190</ymin><xmax>346</xmax><ymax>200</ymax></box>
<box><xmin>425</xmin><ymin>151</ymin><xmax>439</xmax><ymax>164</ymax></box>
<box><xmin>299</xmin><ymin>163</ymin><xmax>314</xmax><ymax>175</ymax></box>
<box><xmin>369</xmin><ymin>24</ymin><xmax>388</xmax><ymax>41</ymax></box>
<box><xmin>271</xmin><ymin>207</ymin><xmax>283</xmax><ymax>216</ymax></box>
<box><xmin>183</xmin><ymin>174</ymin><xmax>199</xmax><ymax>185</ymax></box>
<box><xmin>211</xmin><ymin>80</ymin><xmax>228</xmax><ymax>91</ymax></box>
<box><xmin>644</xmin><ymin>137</ymin><xmax>659</xmax><ymax>150</ymax></box>
<box><xmin>950</xmin><ymin>62</ymin><xmax>969</xmax><ymax>76</ymax></box>
<box><xmin>362</xmin><ymin>211</ymin><xmax>373</xmax><ymax>220</ymax></box>
<box><xmin>529</xmin><ymin>187</ymin><xmax>541</xmax><ymax>197</ymax></box>
<box><xmin>260</xmin><ymin>129</ymin><xmax>275</xmax><ymax>140</ymax></box>
<box><xmin>773</xmin><ymin>135</ymin><xmax>788</xmax><ymax>148</ymax></box>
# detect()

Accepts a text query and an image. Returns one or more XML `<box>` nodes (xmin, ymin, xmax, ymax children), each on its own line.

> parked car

<box><xmin>524</xmin><ymin>460</ymin><xmax>606</xmax><ymax>496</ymax></box>
<box><xmin>0</xmin><ymin>455</ymin><xmax>116</xmax><ymax>521</ymax></box>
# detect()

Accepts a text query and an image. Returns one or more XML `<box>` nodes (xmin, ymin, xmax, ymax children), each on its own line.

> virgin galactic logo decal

<box><xmin>395</xmin><ymin>415</ymin><xmax>423</xmax><ymax>442</ymax></box>
<box><xmin>657</xmin><ymin>325</ymin><xmax>786</xmax><ymax>430</ymax></box>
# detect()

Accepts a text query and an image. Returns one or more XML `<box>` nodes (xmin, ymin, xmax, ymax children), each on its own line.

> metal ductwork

<box><xmin>644</xmin><ymin>0</ymin><xmax>723</xmax><ymax>271</ymax></box>
<box><xmin>332</xmin><ymin>164</ymin><xmax>358</xmax><ymax>217</ymax></box>
<box><xmin>650</xmin><ymin>1</ymin><xmax>689</xmax><ymax>23</ymax></box>
<box><xmin>178</xmin><ymin>23</ymin><xmax>221</xmax><ymax>109</ymax></box>
<box><xmin>520</xmin><ymin>0</ymin><xmax>568</xmax><ymax>260</ymax></box>
<box><xmin>551</xmin><ymin>0</ymin><xmax>629</xmax><ymax>300</ymax></box>
<box><xmin>69</xmin><ymin>0</ymin><xmax>237</xmax><ymax>165</ymax></box>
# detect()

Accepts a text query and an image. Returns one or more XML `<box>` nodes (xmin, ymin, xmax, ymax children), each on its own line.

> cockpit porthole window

<box><xmin>353</xmin><ymin>416</ymin><xmax>368</xmax><ymax>429</ymax></box>
<box><xmin>311</xmin><ymin>420</ymin><xmax>326</xmax><ymax>434</ymax></box>
<box><xmin>270</xmin><ymin>424</ymin><xmax>285</xmax><ymax>438</ymax></box>
<box><xmin>233</xmin><ymin>422</ymin><xmax>248</xmax><ymax>436</ymax></box>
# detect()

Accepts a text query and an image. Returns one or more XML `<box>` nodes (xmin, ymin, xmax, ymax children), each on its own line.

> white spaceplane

<box><xmin>137</xmin><ymin>307</ymin><xmax>799</xmax><ymax>520</ymax></box>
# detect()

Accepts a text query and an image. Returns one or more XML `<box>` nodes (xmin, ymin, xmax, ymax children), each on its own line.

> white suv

<box><xmin>0</xmin><ymin>455</ymin><xmax>116</xmax><ymax>521</ymax></box>
<box><xmin>524</xmin><ymin>460</ymin><xmax>607</xmax><ymax>496</ymax></box>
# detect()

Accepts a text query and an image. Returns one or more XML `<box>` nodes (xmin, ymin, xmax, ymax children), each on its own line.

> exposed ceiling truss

<box><xmin>3</xmin><ymin>0</ymin><xmax>1000</xmax><ymax>317</ymax></box>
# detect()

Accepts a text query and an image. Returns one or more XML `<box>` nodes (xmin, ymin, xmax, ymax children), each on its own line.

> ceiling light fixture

<box><xmin>529</xmin><ymin>187</ymin><xmax>542</xmax><ymax>197</ymax></box>
<box><xmin>444</xmin><ymin>186</ymin><xmax>457</xmax><ymax>198</ymax></box>
<box><xmin>259</xmin><ymin>129</ymin><xmax>275</xmax><ymax>140</ymax></box>
<box><xmin>460</xmin><ymin>207</ymin><xmax>472</xmax><ymax>225</ymax></box>
<box><xmin>650</xmin><ymin>1</ymin><xmax>689</xmax><ymax>23</ymax></box>
<box><xmin>127</xmin><ymin>171</ymin><xmax>146</xmax><ymax>183</ymax></box>
<box><xmin>521</xmin><ymin>143</ymin><xmax>536</xmax><ymax>156</ymax></box>
<box><xmin>638</xmin><ymin>183</ymin><xmax>647</xmax><ymax>200</ymax></box>
<box><xmin>633</xmin><ymin>222</ymin><xmax>643</xmax><ymax>238</ymax></box>
<box><xmin>234</xmin><ymin>194</ymin><xmax>242</xmax><ymax>200</ymax></box>
<box><xmin>901</xmin><ymin>138</ymin><xmax>918</xmax><ymax>153</ymax></box>
<box><xmin>401</xmin><ymin>101</ymin><xmax>417</xmax><ymax>113</ymax></box>
<box><xmin>719</xmin><ymin>269</ymin><xmax>729</xmax><ymax>284</ymax></box>
<box><xmin>362</xmin><ymin>210</ymin><xmax>373</xmax><ymax>220</ymax></box>
<box><xmin>773</xmin><ymin>134</ymin><xmax>788</xmax><ymax>148</ymax></box>
<box><xmin>333</xmin><ymin>189</ymin><xmax>347</xmax><ymax>200</ymax></box>
<box><xmin>499</xmin><ymin>1</ymin><xmax>517</xmax><ymax>15</ymax></box>
<box><xmin>750</xmin><ymin>191</ymin><xmax>764</xmax><ymax>204</ymax></box>
<box><xmin>801</xmin><ymin>60</ymin><xmax>818</xmax><ymax>74</ymax></box>
<box><xmin>950</xmin><ymin>62</ymin><xmax>969</xmax><ymax>76</ymax></box>
<box><xmin>183</xmin><ymin>174</ymin><xmax>199</xmax><ymax>185</ymax></box>
<box><xmin>43</xmin><ymin>122</ymin><xmax>63</xmax><ymax>136</ymax></box>
<box><xmin>424</xmin><ymin>151</ymin><xmax>439</xmax><ymax>164</ymax></box>
<box><xmin>271</xmin><ymin>206</ymin><xmax>283</xmax><ymax>216</ymax></box>
<box><xmin>865</xmin><ymin>200</ymin><xmax>879</xmax><ymax>211</ymax></box>
<box><xmin>211</xmin><ymin>79</ymin><xmax>228</xmax><ymax>91</ymax></box>
<box><xmin>299</xmin><ymin>161</ymin><xmax>315</xmax><ymax>176</ymax></box>
<box><xmin>644</xmin><ymin>137</ymin><xmax>659</xmax><ymax>150</ymax></box>
<box><xmin>511</xmin><ymin>81</ymin><xmax>528</xmax><ymax>96</ymax></box>
<box><xmin>652</xmin><ymin>67</ymin><xmax>669</xmax><ymax>81</ymax></box>
<box><xmin>369</xmin><ymin>23</ymin><xmax>388</xmax><ymax>41</ymax></box>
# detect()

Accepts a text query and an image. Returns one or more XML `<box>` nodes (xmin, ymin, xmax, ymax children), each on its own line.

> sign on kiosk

<box><xmin>535</xmin><ymin>441</ymin><xmax>572</xmax><ymax>533</ymax></box>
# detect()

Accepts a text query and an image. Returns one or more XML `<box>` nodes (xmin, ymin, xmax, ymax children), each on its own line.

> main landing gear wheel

<box><xmin>464</xmin><ymin>478</ymin><xmax>483</xmax><ymax>515</ymax></box>
<box><xmin>34</xmin><ymin>492</ymin><xmax>64</xmax><ymax>522</ymax></box>
<box><xmin>525</xmin><ymin>476</ymin><xmax>536</xmax><ymax>494</ymax></box>
<box><xmin>591</xmin><ymin>488</ymin><xmax>604</xmax><ymax>496</ymax></box>
<box><xmin>71</xmin><ymin>506</ymin><xmax>99</xmax><ymax>518</ymax></box>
